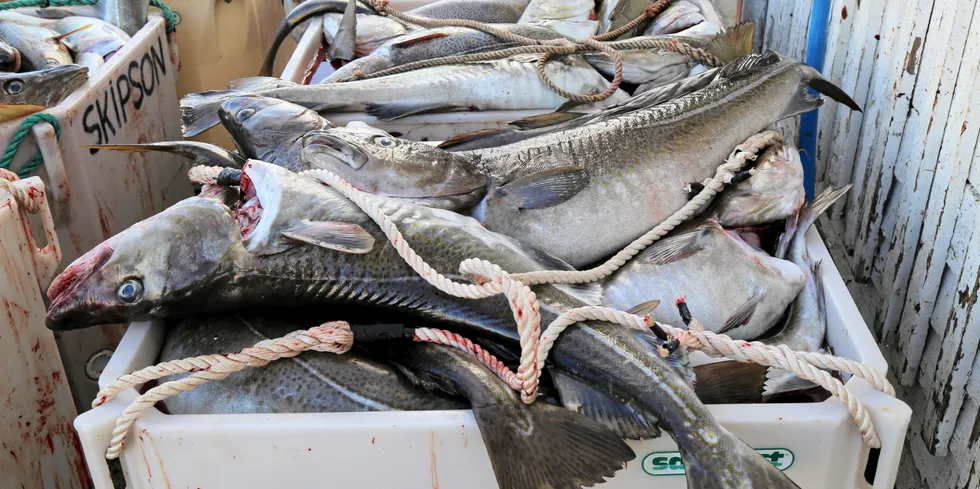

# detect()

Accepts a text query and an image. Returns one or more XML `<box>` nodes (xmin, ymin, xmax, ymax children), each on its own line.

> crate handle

<box><xmin>32</xmin><ymin>122</ymin><xmax>71</xmax><ymax>224</ymax></box>
<box><xmin>5</xmin><ymin>177</ymin><xmax>62</xmax><ymax>288</ymax></box>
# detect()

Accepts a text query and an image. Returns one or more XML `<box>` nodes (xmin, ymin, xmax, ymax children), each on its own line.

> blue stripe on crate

<box><xmin>800</xmin><ymin>0</ymin><xmax>832</xmax><ymax>200</ymax></box>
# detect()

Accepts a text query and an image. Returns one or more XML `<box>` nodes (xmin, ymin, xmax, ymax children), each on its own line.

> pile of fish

<box><xmin>0</xmin><ymin>0</ymin><xmax>146</xmax><ymax>120</ymax></box>
<box><xmin>46</xmin><ymin>1</ymin><xmax>866</xmax><ymax>487</ymax></box>
<box><xmin>178</xmin><ymin>0</ymin><xmax>758</xmax><ymax>136</ymax></box>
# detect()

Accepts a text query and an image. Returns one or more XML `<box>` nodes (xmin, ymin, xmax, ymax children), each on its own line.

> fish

<box><xmin>323</xmin><ymin>24</ymin><xmax>566</xmax><ymax>83</ymax></box>
<box><xmin>0</xmin><ymin>64</ymin><xmax>87</xmax><ymax>109</ymax></box>
<box><xmin>438</xmin><ymin>65</ymin><xmax>729</xmax><ymax>152</ymax></box>
<box><xmin>181</xmin><ymin>54</ymin><xmax>630</xmax><ymax>137</ymax></box>
<box><xmin>643</xmin><ymin>0</ymin><xmax>711</xmax><ymax>36</ymax></box>
<box><xmin>375</xmin><ymin>342</ymin><xmax>635</xmax><ymax>489</ymax></box>
<box><xmin>28</xmin><ymin>0</ymin><xmax>148</xmax><ymax>36</ymax></box>
<box><xmin>460</xmin><ymin>51</ymin><xmax>861</xmax><ymax>267</ymax></box>
<box><xmin>0</xmin><ymin>21</ymin><xmax>73</xmax><ymax>71</ymax></box>
<box><xmin>300</xmin><ymin>124</ymin><xmax>489</xmax><ymax>210</ymax></box>
<box><xmin>408</xmin><ymin>0</ymin><xmax>526</xmax><ymax>24</ymax></box>
<box><xmin>520</xmin><ymin>0</ymin><xmax>593</xmax><ymax>24</ymax></box>
<box><xmin>600</xmin><ymin>218</ymin><xmax>806</xmax><ymax>340</ymax></box>
<box><xmin>0</xmin><ymin>40</ymin><xmax>20</xmax><ymax>72</ymax></box>
<box><xmin>46</xmin><ymin>160</ymin><xmax>803</xmax><ymax>489</ymax></box>
<box><xmin>583</xmin><ymin>24</ymin><xmax>755</xmax><ymax>85</ymax></box>
<box><xmin>218</xmin><ymin>95</ymin><xmax>334</xmax><ymax>169</ymax></box>
<box><xmin>596</xmin><ymin>0</ymin><xmax>651</xmax><ymax>36</ymax></box>
<box><xmin>83</xmin><ymin>141</ymin><xmax>246</xmax><ymax>168</ymax></box>
<box><xmin>322</xmin><ymin>11</ymin><xmax>416</xmax><ymax>60</ymax></box>
<box><xmin>158</xmin><ymin>314</ymin><xmax>466</xmax><ymax>415</ymax></box>
<box><xmin>712</xmin><ymin>141</ymin><xmax>806</xmax><ymax>227</ymax></box>
<box><xmin>259</xmin><ymin>0</ymin><xmax>379</xmax><ymax>77</ymax></box>
<box><xmin>73</xmin><ymin>51</ymin><xmax>104</xmax><ymax>72</ymax></box>
<box><xmin>523</xmin><ymin>18</ymin><xmax>598</xmax><ymax>37</ymax></box>
<box><xmin>52</xmin><ymin>17</ymin><xmax>130</xmax><ymax>61</ymax></box>
<box><xmin>763</xmin><ymin>186</ymin><xmax>851</xmax><ymax>399</ymax></box>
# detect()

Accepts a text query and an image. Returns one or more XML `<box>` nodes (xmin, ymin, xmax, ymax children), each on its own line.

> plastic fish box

<box><xmin>73</xmin><ymin>229</ymin><xmax>912</xmax><ymax>489</ymax></box>
<box><xmin>280</xmin><ymin>15</ymin><xmax>556</xmax><ymax>141</ymax></box>
<box><xmin>0</xmin><ymin>15</ymin><xmax>195</xmax><ymax>412</ymax></box>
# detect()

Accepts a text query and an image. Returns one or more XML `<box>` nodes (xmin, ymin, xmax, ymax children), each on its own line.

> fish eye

<box><xmin>237</xmin><ymin>108</ymin><xmax>255</xmax><ymax>121</ymax></box>
<box><xmin>375</xmin><ymin>137</ymin><xmax>395</xmax><ymax>147</ymax></box>
<box><xmin>4</xmin><ymin>79</ymin><xmax>23</xmax><ymax>95</ymax></box>
<box><xmin>116</xmin><ymin>278</ymin><xmax>143</xmax><ymax>304</ymax></box>
<box><xmin>44</xmin><ymin>58</ymin><xmax>59</xmax><ymax>67</ymax></box>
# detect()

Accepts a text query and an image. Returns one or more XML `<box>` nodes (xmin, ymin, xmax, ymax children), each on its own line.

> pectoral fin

<box><xmin>391</xmin><ymin>31</ymin><xmax>450</xmax><ymax>48</ymax></box>
<box><xmin>717</xmin><ymin>290</ymin><xmax>763</xmax><ymax>335</ymax></box>
<box><xmin>552</xmin><ymin>371</ymin><xmax>661</xmax><ymax>440</ymax></box>
<box><xmin>282</xmin><ymin>219</ymin><xmax>375</xmax><ymax>254</ymax></box>
<box><xmin>494</xmin><ymin>166</ymin><xmax>589</xmax><ymax>211</ymax></box>
<box><xmin>626</xmin><ymin>299</ymin><xmax>661</xmax><ymax>316</ymax></box>
<box><xmin>508</xmin><ymin>111</ymin><xmax>584</xmax><ymax>130</ymax></box>
<box><xmin>636</xmin><ymin>230</ymin><xmax>704</xmax><ymax>265</ymax></box>
<box><xmin>364</xmin><ymin>101</ymin><xmax>459</xmax><ymax>120</ymax></box>
<box><xmin>437</xmin><ymin>128</ymin><xmax>513</xmax><ymax>149</ymax></box>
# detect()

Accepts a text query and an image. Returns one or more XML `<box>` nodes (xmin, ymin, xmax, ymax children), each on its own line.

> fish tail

<box><xmin>180</xmin><ymin>90</ymin><xmax>236</xmax><ymax>137</ymax></box>
<box><xmin>326</xmin><ymin>0</ymin><xmax>357</xmax><ymax>61</ymax></box>
<box><xmin>798</xmin><ymin>184</ymin><xmax>852</xmax><ymax>235</ymax></box>
<box><xmin>473</xmin><ymin>400</ymin><xmax>634</xmax><ymax>489</ymax></box>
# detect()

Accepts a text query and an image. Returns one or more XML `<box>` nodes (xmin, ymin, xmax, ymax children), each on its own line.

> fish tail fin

<box><xmin>798</xmin><ymin>185</ymin><xmax>852</xmax><ymax>234</ymax></box>
<box><xmin>474</xmin><ymin>400</ymin><xmax>634</xmax><ymax>489</ymax></box>
<box><xmin>704</xmin><ymin>22</ymin><xmax>755</xmax><ymax>63</ymax></box>
<box><xmin>180</xmin><ymin>90</ymin><xmax>236</xmax><ymax>137</ymax></box>
<box><xmin>326</xmin><ymin>0</ymin><xmax>358</xmax><ymax>61</ymax></box>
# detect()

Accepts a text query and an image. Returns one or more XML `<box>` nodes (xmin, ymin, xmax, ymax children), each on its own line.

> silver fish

<box><xmin>409</xmin><ymin>0</ymin><xmax>526</xmax><ymax>24</ymax></box>
<box><xmin>160</xmin><ymin>314</ymin><xmax>465</xmax><ymax>414</ymax></box>
<box><xmin>301</xmin><ymin>124</ymin><xmax>489</xmax><ymax>210</ymax></box>
<box><xmin>0</xmin><ymin>64</ymin><xmax>87</xmax><ymax>109</ymax></box>
<box><xmin>218</xmin><ymin>94</ymin><xmax>334</xmax><ymax>169</ymax></box>
<box><xmin>322</xmin><ymin>11</ymin><xmax>416</xmax><ymax>59</ymax></box>
<box><xmin>596</xmin><ymin>0</ymin><xmax>651</xmax><ymax>36</ymax></box>
<box><xmin>712</xmin><ymin>141</ymin><xmax>806</xmax><ymax>227</ymax></box>
<box><xmin>601</xmin><ymin>218</ymin><xmax>806</xmax><ymax>340</ymax></box>
<box><xmin>45</xmin><ymin>160</ymin><xmax>802</xmax><ymax>488</ymax></box>
<box><xmin>0</xmin><ymin>40</ymin><xmax>20</xmax><ymax>72</ymax></box>
<box><xmin>323</xmin><ymin>24</ymin><xmax>566</xmax><ymax>83</ymax></box>
<box><xmin>376</xmin><ymin>342</ymin><xmax>635</xmax><ymax>489</ymax></box>
<box><xmin>520</xmin><ymin>0</ymin><xmax>593</xmax><ymax>23</ymax></box>
<box><xmin>30</xmin><ymin>0</ymin><xmax>148</xmax><ymax>36</ymax></box>
<box><xmin>0</xmin><ymin>21</ymin><xmax>73</xmax><ymax>71</ymax></box>
<box><xmin>643</xmin><ymin>0</ymin><xmax>708</xmax><ymax>35</ymax></box>
<box><xmin>181</xmin><ymin>54</ymin><xmax>629</xmax><ymax>137</ymax></box>
<box><xmin>521</xmin><ymin>19</ymin><xmax>597</xmax><ymax>38</ymax></box>
<box><xmin>763</xmin><ymin>186</ymin><xmax>851</xmax><ymax>398</ymax></box>
<box><xmin>463</xmin><ymin>51</ymin><xmax>861</xmax><ymax>267</ymax></box>
<box><xmin>52</xmin><ymin>17</ymin><xmax>130</xmax><ymax>61</ymax></box>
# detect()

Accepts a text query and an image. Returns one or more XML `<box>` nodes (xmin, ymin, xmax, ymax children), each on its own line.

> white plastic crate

<box><xmin>0</xmin><ymin>14</ymin><xmax>195</xmax><ymax>412</ymax></box>
<box><xmin>75</xmin><ymin>228</ymin><xmax>911</xmax><ymax>489</ymax></box>
<box><xmin>0</xmin><ymin>177</ymin><xmax>87</xmax><ymax>489</ymax></box>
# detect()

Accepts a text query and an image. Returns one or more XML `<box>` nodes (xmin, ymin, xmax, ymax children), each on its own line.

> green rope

<box><xmin>149</xmin><ymin>0</ymin><xmax>177</xmax><ymax>33</ymax></box>
<box><xmin>0</xmin><ymin>0</ymin><xmax>177</xmax><ymax>33</ymax></box>
<box><xmin>0</xmin><ymin>113</ymin><xmax>62</xmax><ymax>179</ymax></box>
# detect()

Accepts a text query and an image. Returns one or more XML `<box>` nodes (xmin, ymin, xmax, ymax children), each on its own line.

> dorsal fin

<box><xmin>703</xmin><ymin>22</ymin><xmax>756</xmax><ymax>63</ymax></box>
<box><xmin>719</xmin><ymin>51</ymin><xmax>783</xmax><ymax>80</ymax></box>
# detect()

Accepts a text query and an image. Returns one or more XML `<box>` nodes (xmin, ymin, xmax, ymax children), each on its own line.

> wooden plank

<box><xmin>945</xmin><ymin>182</ymin><xmax>979</xmax><ymax>275</ymax></box>
<box><xmin>824</xmin><ymin>1</ymin><xmax>887</xmax><ymax>235</ymax></box>
<box><xmin>918</xmin><ymin>315</ymin><xmax>945</xmax><ymax>392</ymax></box>
<box><xmin>877</xmin><ymin>0</ymin><xmax>972</xmax><ymax>351</ymax></box>
<box><xmin>847</xmin><ymin>0</ymin><xmax>932</xmax><ymax>284</ymax></box>
<box><xmin>815</xmin><ymin>0</ymin><xmax>858</xmax><ymax>186</ymax></box>
<box><xmin>895</xmin><ymin>0</ymin><xmax>980</xmax><ymax>392</ymax></box>
<box><xmin>967</xmin><ymin>351</ymin><xmax>980</xmax><ymax>401</ymax></box>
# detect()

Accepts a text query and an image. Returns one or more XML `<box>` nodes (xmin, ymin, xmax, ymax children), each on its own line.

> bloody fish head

<box><xmin>45</xmin><ymin>195</ymin><xmax>246</xmax><ymax>330</ymax></box>
<box><xmin>301</xmin><ymin>124</ymin><xmax>489</xmax><ymax>209</ymax></box>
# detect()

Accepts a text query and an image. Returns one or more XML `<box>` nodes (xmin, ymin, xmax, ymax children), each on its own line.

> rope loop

<box><xmin>0</xmin><ymin>113</ymin><xmax>61</xmax><ymax>179</ymax></box>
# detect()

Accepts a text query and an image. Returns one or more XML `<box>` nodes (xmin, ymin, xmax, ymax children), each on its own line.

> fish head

<box><xmin>301</xmin><ymin>124</ymin><xmax>489</xmax><ymax>210</ymax></box>
<box><xmin>219</xmin><ymin>95</ymin><xmax>330</xmax><ymax>162</ymax></box>
<box><xmin>3</xmin><ymin>65</ymin><xmax>88</xmax><ymax>107</ymax></box>
<box><xmin>236</xmin><ymin>159</ymin><xmax>374</xmax><ymax>255</ymax></box>
<box><xmin>715</xmin><ymin>142</ymin><xmax>806</xmax><ymax>226</ymax></box>
<box><xmin>46</xmin><ymin>191</ymin><xmax>245</xmax><ymax>330</ymax></box>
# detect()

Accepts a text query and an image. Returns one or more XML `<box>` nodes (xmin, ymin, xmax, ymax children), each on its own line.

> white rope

<box><xmin>100</xmin><ymin>131</ymin><xmax>893</xmax><ymax>458</ymax></box>
<box><xmin>0</xmin><ymin>170</ymin><xmax>41</xmax><ymax>214</ymax></box>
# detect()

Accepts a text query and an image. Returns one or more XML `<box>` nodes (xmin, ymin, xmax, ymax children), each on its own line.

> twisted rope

<box><xmin>104</xmin><ymin>132</ymin><xmax>894</xmax><ymax>456</ymax></box>
<box><xmin>96</xmin><ymin>322</ymin><xmax>352</xmax><ymax>459</ymax></box>
<box><xmin>0</xmin><ymin>113</ymin><xmax>61</xmax><ymax>179</ymax></box>
<box><xmin>0</xmin><ymin>0</ymin><xmax>97</xmax><ymax>9</ymax></box>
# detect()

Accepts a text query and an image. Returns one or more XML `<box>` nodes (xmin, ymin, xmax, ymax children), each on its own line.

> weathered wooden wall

<box><xmin>751</xmin><ymin>0</ymin><xmax>980</xmax><ymax>486</ymax></box>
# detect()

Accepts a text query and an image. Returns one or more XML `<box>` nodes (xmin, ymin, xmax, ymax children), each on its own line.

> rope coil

<box><xmin>120</xmin><ymin>131</ymin><xmax>895</xmax><ymax>458</ymax></box>
<box><xmin>0</xmin><ymin>113</ymin><xmax>61</xmax><ymax>179</ymax></box>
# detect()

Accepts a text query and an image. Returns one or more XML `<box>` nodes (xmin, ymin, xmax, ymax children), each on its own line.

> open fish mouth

<box><xmin>303</xmin><ymin>132</ymin><xmax>370</xmax><ymax>171</ymax></box>
<box><xmin>236</xmin><ymin>161</ymin><xmax>290</xmax><ymax>253</ymax></box>
<box><xmin>47</xmin><ymin>235</ymin><xmax>117</xmax><ymax>305</ymax></box>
